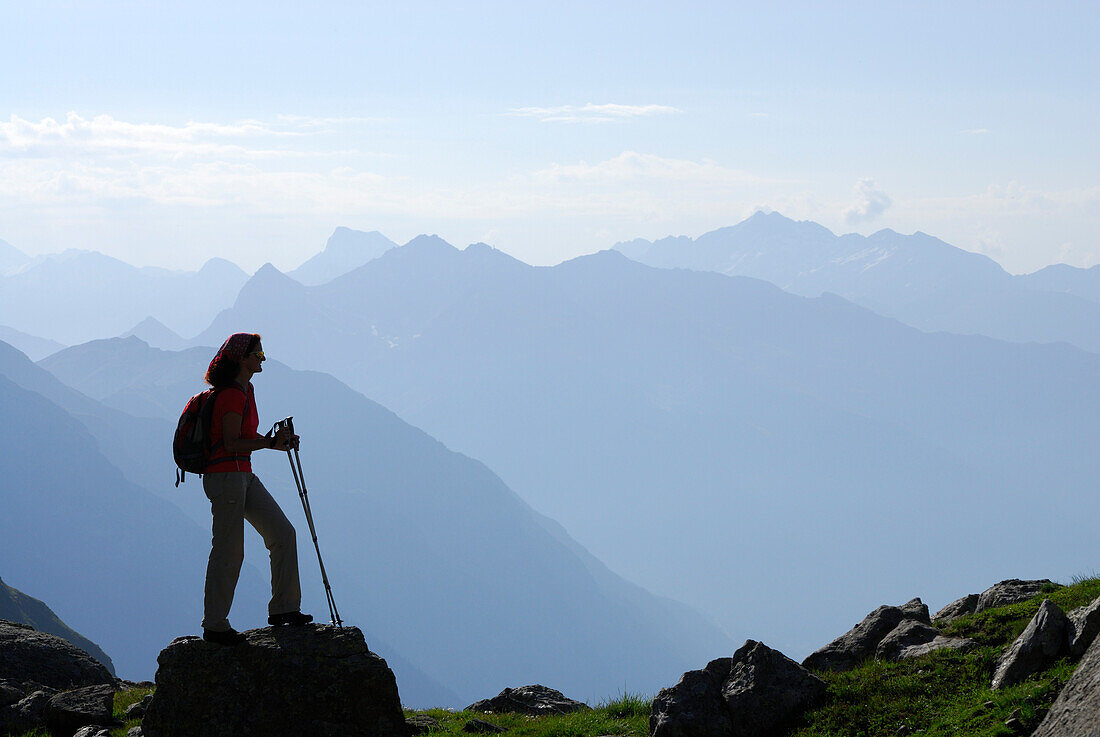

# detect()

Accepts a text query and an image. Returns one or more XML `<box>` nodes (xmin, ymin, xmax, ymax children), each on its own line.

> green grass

<box><xmin>402</xmin><ymin>692</ymin><xmax>652</xmax><ymax>736</ymax></box>
<box><xmin>12</xmin><ymin>577</ymin><xmax>1100</xmax><ymax>737</ymax></box>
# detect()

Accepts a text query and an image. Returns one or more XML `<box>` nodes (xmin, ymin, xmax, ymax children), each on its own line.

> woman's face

<box><xmin>245</xmin><ymin>341</ymin><xmax>265</xmax><ymax>373</ymax></box>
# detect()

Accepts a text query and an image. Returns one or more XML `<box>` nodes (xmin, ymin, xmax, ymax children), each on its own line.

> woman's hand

<box><xmin>272</xmin><ymin>427</ymin><xmax>299</xmax><ymax>451</ymax></box>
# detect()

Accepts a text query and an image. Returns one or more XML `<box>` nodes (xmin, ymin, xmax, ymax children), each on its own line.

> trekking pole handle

<box><xmin>271</xmin><ymin>417</ymin><xmax>297</xmax><ymax>450</ymax></box>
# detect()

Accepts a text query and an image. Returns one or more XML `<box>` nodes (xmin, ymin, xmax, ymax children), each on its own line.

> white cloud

<box><xmin>0</xmin><ymin>113</ymin><xmax>362</xmax><ymax>160</ymax></box>
<box><xmin>529</xmin><ymin>151</ymin><xmax>765</xmax><ymax>186</ymax></box>
<box><xmin>962</xmin><ymin>128</ymin><xmax>990</xmax><ymax>135</ymax></box>
<box><xmin>507</xmin><ymin>103</ymin><xmax>681</xmax><ymax>124</ymax></box>
<box><xmin>844</xmin><ymin>178</ymin><xmax>893</xmax><ymax>224</ymax></box>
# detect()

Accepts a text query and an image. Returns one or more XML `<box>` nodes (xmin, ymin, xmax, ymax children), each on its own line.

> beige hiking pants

<box><xmin>201</xmin><ymin>472</ymin><xmax>302</xmax><ymax>631</ymax></box>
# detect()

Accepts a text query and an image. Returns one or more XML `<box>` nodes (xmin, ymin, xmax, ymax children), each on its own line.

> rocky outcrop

<box><xmin>0</xmin><ymin>619</ymin><xmax>115</xmax><ymax>690</ymax></box>
<box><xmin>46</xmin><ymin>683</ymin><xmax>118</xmax><ymax>735</ymax></box>
<box><xmin>802</xmin><ymin>600</ymin><xmax>931</xmax><ymax>672</ymax></box>
<box><xmin>1066</xmin><ymin>595</ymin><xmax>1100</xmax><ymax>657</ymax></box>
<box><xmin>1032</xmin><ymin>626</ymin><xmax>1100</xmax><ymax>736</ymax></box>
<box><xmin>898</xmin><ymin>598</ymin><xmax>932</xmax><ymax>625</ymax></box>
<box><xmin>977</xmin><ymin>579</ymin><xmax>1058</xmax><ymax>613</ymax></box>
<box><xmin>896</xmin><ymin>634</ymin><xmax>975</xmax><ymax>660</ymax></box>
<box><xmin>875</xmin><ymin>620</ymin><xmax>942</xmax><ymax>661</ymax></box>
<box><xmin>991</xmin><ymin>599</ymin><xmax>1070</xmax><ymax>690</ymax></box>
<box><xmin>142</xmin><ymin>625</ymin><xmax>405</xmax><ymax>737</ymax></box>
<box><xmin>651</xmin><ymin>640</ymin><xmax>826</xmax><ymax>737</ymax></box>
<box><xmin>933</xmin><ymin>594</ymin><xmax>978</xmax><ymax>623</ymax></box>
<box><xmin>467</xmin><ymin>684</ymin><xmax>589</xmax><ymax>716</ymax></box>
<box><xmin>0</xmin><ymin>688</ymin><xmax>54</xmax><ymax>735</ymax></box>
<box><xmin>874</xmin><ymin>620</ymin><xmax>975</xmax><ymax>662</ymax></box>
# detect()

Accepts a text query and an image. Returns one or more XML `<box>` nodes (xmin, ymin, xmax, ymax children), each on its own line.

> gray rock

<box><xmin>933</xmin><ymin>594</ymin><xmax>979</xmax><ymax>623</ymax></box>
<box><xmin>898</xmin><ymin>598</ymin><xmax>932</xmax><ymax>626</ymax></box>
<box><xmin>125</xmin><ymin>699</ymin><xmax>147</xmax><ymax>719</ymax></box>
<box><xmin>128</xmin><ymin>727</ymin><xmax>145</xmax><ymax>737</ymax></box>
<box><xmin>46</xmin><ymin>683</ymin><xmax>118</xmax><ymax>735</ymax></box>
<box><xmin>875</xmin><ymin>620</ymin><xmax>941</xmax><ymax>661</ymax></box>
<box><xmin>0</xmin><ymin>689</ymin><xmax>52</xmax><ymax>735</ymax></box>
<box><xmin>722</xmin><ymin>640</ymin><xmax>828</xmax><ymax>737</ymax></box>
<box><xmin>0</xmin><ymin>619</ymin><xmax>115</xmax><ymax>690</ymax></box>
<box><xmin>651</xmin><ymin>640</ymin><xmax>825</xmax><ymax>737</ymax></box>
<box><xmin>0</xmin><ymin>680</ymin><xmax>23</xmax><ymax>708</ymax></box>
<box><xmin>467</xmin><ymin>684</ymin><xmax>589</xmax><ymax>716</ymax></box>
<box><xmin>649</xmin><ymin>659</ymin><xmax>733</xmax><ymax>737</ymax></box>
<box><xmin>897</xmin><ymin>635</ymin><xmax>976</xmax><ymax>660</ymax></box>
<box><xmin>72</xmin><ymin>727</ymin><xmax>112</xmax><ymax>737</ymax></box>
<box><xmin>977</xmin><ymin>579</ymin><xmax>1059</xmax><ymax>613</ymax></box>
<box><xmin>1032</xmin><ymin>625</ymin><xmax>1100</xmax><ymax>736</ymax></box>
<box><xmin>992</xmin><ymin>599</ymin><xmax>1070</xmax><ymax>690</ymax></box>
<box><xmin>406</xmin><ymin>714</ymin><xmax>440</xmax><ymax>734</ymax></box>
<box><xmin>463</xmin><ymin>718</ymin><xmax>505</xmax><ymax>733</ymax></box>
<box><xmin>1066</xmin><ymin>595</ymin><xmax>1100</xmax><ymax>657</ymax></box>
<box><xmin>141</xmin><ymin>624</ymin><xmax>405</xmax><ymax>737</ymax></box>
<box><xmin>803</xmin><ymin>605</ymin><xmax>912</xmax><ymax>672</ymax></box>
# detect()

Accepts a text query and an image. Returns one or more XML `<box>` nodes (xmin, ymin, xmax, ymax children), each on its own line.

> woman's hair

<box><xmin>205</xmin><ymin>334</ymin><xmax>261</xmax><ymax>387</ymax></box>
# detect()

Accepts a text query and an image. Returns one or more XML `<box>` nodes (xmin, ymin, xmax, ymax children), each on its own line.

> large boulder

<box><xmin>897</xmin><ymin>635</ymin><xmax>975</xmax><ymax>660</ymax></box>
<box><xmin>872</xmin><ymin>617</ymin><xmax>977</xmax><ymax>662</ymax></box>
<box><xmin>0</xmin><ymin>689</ymin><xmax>53</xmax><ymax>735</ymax></box>
<box><xmin>46</xmin><ymin>683</ymin><xmax>118</xmax><ymax>735</ymax></box>
<box><xmin>651</xmin><ymin>640</ymin><xmax>826</xmax><ymax>737</ymax></box>
<box><xmin>0</xmin><ymin>620</ymin><xmax>115</xmax><ymax>690</ymax></box>
<box><xmin>142</xmin><ymin>625</ymin><xmax>405</xmax><ymax>737</ymax></box>
<box><xmin>467</xmin><ymin>684</ymin><xmax>589</xmax><ymax>716</ymax></box>
<box><xmin>933</xmin><ymin>594</ymin><xmax>978</xmax><ymax>624</ymax></box>
<box><xmin>898</xmin><ymin>598</ymin><xmax>932</xmax><ymax>626</ymax></box>
<box><xmin>1032</xmin><ymin>626</ymin><xmax>1100</xmax><ymax>736</ymax></box>
<box><xmin>1066</xmin><ymin>595</ymin><xmax>1100</xmax><ymax>657</ymax></box>
<box><xmin>991</xmin><ymin>599</ymin><xmax>1070</xmax><ymax>690</ymax></box>
<box><xmin>875</xmin><ymin>620</ymin><xmax>941</xmax><ymax>661</ymax></box>
<box><xmin>803</xmin><ymin>603</ymin><xmax>923</xmax><ymax>672</ymax></box>
<box><xmin>976</xmin><ymin>579</ymin><xmax>1058</xmax><ymax>613</ymax></box>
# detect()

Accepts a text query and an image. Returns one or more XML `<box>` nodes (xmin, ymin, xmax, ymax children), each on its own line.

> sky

<box><xmin>1</xmin><ymin>0</ymin><xmax>1097</xmax><ymax>274</ymax></box>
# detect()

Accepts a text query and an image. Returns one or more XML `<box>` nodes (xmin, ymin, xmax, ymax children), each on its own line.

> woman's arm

<box><xmin>221</xmin><ymin>412</ymin><xmax>297</xmax><ymax>452</ymax></box>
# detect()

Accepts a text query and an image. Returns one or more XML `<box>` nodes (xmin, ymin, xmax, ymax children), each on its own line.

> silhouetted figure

<box><xmin>201</xmin><ymin>332</ymin><xmax>312</xmax><ymax>645</ymax></box>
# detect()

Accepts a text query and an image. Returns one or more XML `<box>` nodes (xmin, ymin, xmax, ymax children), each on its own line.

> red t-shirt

<box><xmin>206</xmin><ymin>383</ymin><xmax>260</xmax><ymax>473</ymax></box>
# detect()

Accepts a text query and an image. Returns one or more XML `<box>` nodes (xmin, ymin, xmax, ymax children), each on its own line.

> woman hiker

<box><xmin>201</xmin><ymin>332</ymin><xmax>312</xmax><ymax>645</ymax></box>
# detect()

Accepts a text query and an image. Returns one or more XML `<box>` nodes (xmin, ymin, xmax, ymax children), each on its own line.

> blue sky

<box><xmin>2</xmin><ymin>0</ymin><xmax>1097</xmax><ymax>272</ymax></box>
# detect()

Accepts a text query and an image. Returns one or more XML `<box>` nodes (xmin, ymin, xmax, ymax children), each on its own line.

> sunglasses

<box><xmin>248</xmin><ymin>350</ymin><xmax>266</xmax><ymax>360</ymax></box>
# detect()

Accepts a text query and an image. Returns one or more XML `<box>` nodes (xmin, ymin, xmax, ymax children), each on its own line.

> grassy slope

<box><xmin>15</xmin><ymin>578</ymin><xmax>1099</xmax><ymax>737</ymax></box>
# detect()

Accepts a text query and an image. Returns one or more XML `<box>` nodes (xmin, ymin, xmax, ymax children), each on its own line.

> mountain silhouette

<box><xmin>38</xmin><ymin>337</ymin><xmax>734</xmax><ymax>706</ymax></box>
<box><xmin>615</xmin><ymin>211</ymin><xmax>1100</xmax><ymax>352</ymax></box>
<box><xmin>185</xmin><ymin>238</ymin><xmax>1100</xmax><ymax>660</ymax></box>
<box><xmin>0</xmin><ymin>251</ymin><xmax>247</xmax><ymax>344</ymax></box>
<box><xmin>0</xmin><ymin>575</ymin><xmax>115</xmax><ymax>674</ymax></box>
<box><xmin>288</xmin><ymin>227</ymin><xmax>397</xmax><ymax>285</ymax></box>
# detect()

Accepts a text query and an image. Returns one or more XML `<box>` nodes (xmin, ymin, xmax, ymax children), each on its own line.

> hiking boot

<box><xmin>203</xmin><ymin>627</ymin><xmax>246</xmax><ymax>645</ymax></box>
<box><xmin>268</xmin><ymin>611</ymin><xmax>314</xmax><ymax>626</ymax></box>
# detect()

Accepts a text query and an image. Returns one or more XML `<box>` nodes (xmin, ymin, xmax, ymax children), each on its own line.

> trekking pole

<box><xmin>275</xmin><ymin>417</ymin><xmax>343</xmax><ymax>627</ymax></box>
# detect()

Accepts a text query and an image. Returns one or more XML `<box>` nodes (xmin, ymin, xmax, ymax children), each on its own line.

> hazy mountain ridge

<box><xmin>614</xmin><ymin>211</ymin><xmax>1100</xmax><ymax>352</ymax></box>
<box><xmin>188</xmin><ymin>237</ymin><xmax>1100</xmax><ymax>661</ymax></box>
<box><xmin>35</xmin><ymin>337</ymin><xmax>734</xmax><ymax>706</ymax></box>
<box><xmin>0</xmin><ymin>250</ymin><xmax>249</xmax><ymax>345</ymax></box>
<box><xmin>1015</xmin><ymin>263</ymin><xmax>1100</xmax><ymax>304</ymax></box>
<box><xmin>0</xmin><ymin>575</ymin><xmax>115</xmax><ymax>675</ymax></box>
<box><xmin>288</xmin><ymin>227</ymin><xmax>397</xmax><ymax>286</ymax></box>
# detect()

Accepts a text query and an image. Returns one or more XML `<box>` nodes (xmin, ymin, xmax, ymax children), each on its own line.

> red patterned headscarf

<box><xmin>207</xmin><ymin>332</ymin><xmax>257</xmax><ymax>375</ymax></box>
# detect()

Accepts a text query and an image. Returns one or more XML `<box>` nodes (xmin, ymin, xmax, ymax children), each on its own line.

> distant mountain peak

<box><xmin>288</xmin><ymin>228</ymin><xmax>397</xmax><ymax>286</ymax></box>
<box><xmin>403</xmin><ymin>234</ymin><xmax>457</xmax><ymax>252</ymax></box>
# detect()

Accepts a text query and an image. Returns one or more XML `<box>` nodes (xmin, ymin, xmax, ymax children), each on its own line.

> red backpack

<box><xmin>172</xmin><ymin>386</ymin><xmax>249</xmax><ymax>486</ymax></box>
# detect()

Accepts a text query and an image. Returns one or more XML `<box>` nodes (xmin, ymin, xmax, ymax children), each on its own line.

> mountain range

<box><xmin>615</xmin><ymin>211</ymin><xmax>1100</xmax><ymax>353</ymax></box>
<box><xmin>189</xmin><ymin>235</ymin><xmax>1100</xmax><ymax>660</ymax></box>
<box><xmin>27</xmin><ymin>337</ymin><xmax>733</xmax><ymax>706</ymax></box>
